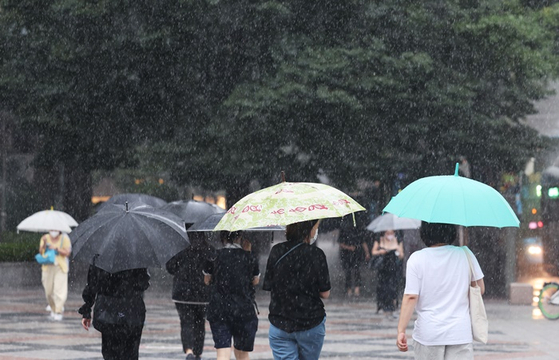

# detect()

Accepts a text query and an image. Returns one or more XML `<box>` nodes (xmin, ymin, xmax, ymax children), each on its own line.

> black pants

<box><xmin>175</xmin><ymin>302</ymin><xmax>207</xmax><ymax>355</ymax></box>
<box><xmin>101</xmin><ymin>324</ymin><xmax>143</xmax><ymax>360</ymax></box>
<box><xmin>341</xmin><ymin>250</ymin><xmax>362</xmax><ymax>290</ymax></box>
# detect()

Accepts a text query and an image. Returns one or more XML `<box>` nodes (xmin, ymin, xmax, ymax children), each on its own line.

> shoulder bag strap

<box><xmin>462</xmin><ymin>246</ymin><xmax>477</xmax><ymax>286</ymax></box>
<box><xmin>275</xmin><ymin>242</ymin><xmax>304</xmax><ymax>267</ymax></box>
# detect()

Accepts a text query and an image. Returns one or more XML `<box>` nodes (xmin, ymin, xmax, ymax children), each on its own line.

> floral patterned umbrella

<box><xmin>214</xmin><ymin>181</ymin><xmax>366</xmax><ymax>232</ymax></box>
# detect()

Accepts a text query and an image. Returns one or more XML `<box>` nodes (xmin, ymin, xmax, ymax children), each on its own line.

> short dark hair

<box><xmin>220</xmin><ymin>231</ymin><xmax>241</xmax><ymax>244</ymax></box>
<box><xmin>420</xmin><ymin>222</ymin><xmax>457</xmax><ymax>247</ymax></box>
<box><xmin>285</xmin><ymin>220</ymin><xmax>319</xmax><ymax>243</ymax></box>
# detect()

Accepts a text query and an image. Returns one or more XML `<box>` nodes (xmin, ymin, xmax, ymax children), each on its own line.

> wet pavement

<box><xmin>3</xmin><ymin>234</ymin><xmax>559</xmax><ymax>359</ymax></box>
<box><xmin>2</xmin><ymin>286</ymin><xmax>559</xmax><ymax>360</ymax></box>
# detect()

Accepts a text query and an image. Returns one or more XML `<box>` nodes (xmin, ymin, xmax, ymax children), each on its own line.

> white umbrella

<box><xmin>366</xmin><ymin>213</ymin><xmax>421</xmax><ymax>233</ymax></box>
<box><xmin>17</xmin><ymin>209</ymin><xmax>78</xmax><ymax>233</ymax></box>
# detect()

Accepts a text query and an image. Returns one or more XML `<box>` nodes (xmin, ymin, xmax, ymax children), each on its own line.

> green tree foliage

<box><xmin>1</xmin><ymin>0</ymin><xmax>559</xmax><ymax>214</ymax></box>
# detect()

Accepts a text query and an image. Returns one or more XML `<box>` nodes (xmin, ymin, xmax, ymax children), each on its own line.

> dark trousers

<box><xmin>101</xmin><ymin>324</ymin><xmax>143</xmax><ymax>360</ymax></box>
<box><xmin>175</xmin><ymin>302</ymin><xmax>207</xmax><ymax>355</ymax></box>
<box><xmin>341</xmin><ymin>250</ymin><xmax>362</xmax><ymax>290</ymax></box>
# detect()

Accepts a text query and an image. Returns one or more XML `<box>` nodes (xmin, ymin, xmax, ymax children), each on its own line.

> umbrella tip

<box><xmin>454</xmin><ymin>163</ymin><xmax>459</xmax><ymax>176</ymax></box>
<box><xmin>281</xmin><ymin>171</ymin><xmax>286</xmax><ymax>182</ymax></box>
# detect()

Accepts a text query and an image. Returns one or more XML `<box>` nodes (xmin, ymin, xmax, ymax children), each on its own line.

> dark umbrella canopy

<box><xmin>161</xmin><ymin>200</ymin><xmax>225</xmax><ymax>226</ymax></box>
<box><xmin>188</xmin><ymin>213</ymin><xmax>285</xmax><ymax>232</ymax></box>
<box><xmin>97</xmin><ymin>193</ymin><xmax>168</xmax><ymax>212</ymax></box>
<box><xmin>71</xmin><ymin>202</ymin><xmax>189</xmax><ymax>273</ymax></box>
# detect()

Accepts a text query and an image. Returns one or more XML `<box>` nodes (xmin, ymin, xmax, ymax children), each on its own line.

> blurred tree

<box><xmin>1</xmin><ymin>0</ymin><xmax>559</xmax><ymax>216</ymax></box>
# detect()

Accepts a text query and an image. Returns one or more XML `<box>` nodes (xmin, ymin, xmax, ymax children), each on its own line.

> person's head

<box><xmin>220</xmin><ymin>230</ymin><xmax>242</xmax><ymax>245</ymax></box>
<box><xmin>383</xmin><ymin>229</ymin><xmax>396</xmax><ymax>240</ymax></box>
<box><xmin>188</xmin><ymin>231</ymin><xmax>211</xmax><ymax>250</ymax></box>
<box><xmin>285</xmin><ymin>219</ymin><xmax>320</xmax><ymax>243</ymax></box>
<box><xmin>419</xmin><ymin>221</ymin><xmax>457</xmax><ymax>247</ymax></box>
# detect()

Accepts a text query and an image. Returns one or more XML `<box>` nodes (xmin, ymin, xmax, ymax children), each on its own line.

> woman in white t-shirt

<box><xmin>396</xmin><ymin>222</ymin><xmax>485</xmax><ymax>360</ymax></box>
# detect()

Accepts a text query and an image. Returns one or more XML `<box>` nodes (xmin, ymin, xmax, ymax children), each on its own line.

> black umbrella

<box><xmin>97</xmin><ymin>193</ymin><xmax>168</xmax><ymax>212</ymax></box>
<box><xmin>188</xmin><ymin>213</ymin><xmax>285</xmax><ymax>232</ymax></box>
<box><xmin>160</xmin><ymin>200</ymin><xmax>225</xmax><ymax>226</ymax></box>
<box><xmin>70</xmin><ymin>202</ymin><xmax>189</xmax><ymax>273</ymax></box>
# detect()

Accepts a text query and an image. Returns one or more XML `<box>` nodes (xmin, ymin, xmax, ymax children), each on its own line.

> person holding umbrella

<box><xmin>386</xmin><ymin>164</ymin><xmax>520</xmax><ymax>358</ymax></box>
<box><xmin>213</xmin><ymin>176</ymin><xmax>365</xmax><ymax>360</ymax></box>
<box><xmin>263</xmin><ymin>219</ymin><xmax>331</xmax><ymax>360</ymax></box>
<box><xmin>39</xmin><ymin>229</ymin><xmax>72</xmax><ymax>321</ymax></box>
<box><xmin>371</xmin><ymin>229</ymin><xmax>404</xmax><ymax>318</ymax></box>
<box><xmin>71</xmin><ymin>202</ymin><xmax>191</xmax><ymax>359</ymax></box>
<box><xmin>396</xmin><ymin>222</ymin><xmax>484</xmax><ymax>359</ymax></box>
<box><xmin>78</xmin><ymin>256</ymin><xmax>151</xmax><ymax>360</ymax></box>
<box><xmin>204</xmin><ymin>231</ymin><xmax>260</xmax><ymax>360</ymax></box>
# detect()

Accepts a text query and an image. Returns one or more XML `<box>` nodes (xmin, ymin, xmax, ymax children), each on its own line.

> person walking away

<box><xmin>204</xmin><ymin>231</ymin><xmax>260</xmax><ymax>360</ymax></box>
<box><xmin>263</xmin><ymin>219</ymin><xmax>331</xmax><ymax>360</ymax></box>
<box><xmin>371</xmin><ymin>229</ymin><xmax>404</xmax><ymax>318</ymax></box>
<box><xmin>338</xmin><ymin>213</ymin><xmax>370</xmax><ymax>298</ymax></box>
<box><xmin>39</xmin><ymin>230</ymin><xmax>71</xmax><ymax>321</ymax></box>
<box><xmin>166</xmin><ymin>233</ymin><xmax>216</xmax><ymax>360</ymax></box>
<box><xmin>78</xmin><ymin>256</ymin><xmax>151</xmax><ymax>360</ymax></box>
<box><xmin>396</xmin><ymin>222</ymin><xmax>485</xmax><ymax>359</ymax></box>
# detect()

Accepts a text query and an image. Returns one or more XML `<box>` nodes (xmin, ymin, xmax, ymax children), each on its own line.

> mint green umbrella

<box><xmin>383</xmin><ymin>164</ymin><xmax>519</xmax><ymax>228</ymax></box>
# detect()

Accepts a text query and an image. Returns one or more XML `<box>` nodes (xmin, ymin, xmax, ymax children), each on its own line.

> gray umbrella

<box><xmin>97</xmin><ymin>193</ymin><xmax>168</xmax><ymax>212</ymax></box>
<box><xmin>70</xmin><ymin>202</ymin><xmax>189</xmax><ymax>273</ymax></box>
<box><xmin>161</xmin><ymin>200</ymin><xmax>225</xmax><ymax>226</ymax></box>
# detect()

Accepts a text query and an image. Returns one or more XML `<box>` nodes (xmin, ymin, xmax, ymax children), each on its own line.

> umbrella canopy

<box><xmin>161</xmin><ymin>200</ymin><xmax>225</xmax><ymax>226</ymax></box>
<box><xmin>17</xmin><ymin>209</ymin><xmax>78</xmax><ymax>233</ymax></box>
<box><xmin>366</xmin><ymin>213</ymin><xmax>421</xmax><ymax>233</ymax></box>
<box><xmin>70</xmin><ymin>202</ymin><xmax>189</xmax><ymax>273</ymax></box>
<box><xmin>383</xmin><ymin>164</ymin><xmax>520</xmax><ymax>228</ymax></box>
<box><xmin>188</xmin><ymin>213</ymin><xmax>285</xmax><ymax>232</ymax></box>
<box><xmin>97</xmin><ymin>193</ymin><xmax>167</xmax><ymax>212</ymax></box>
<box><xmin>214</xmin><ymin>181</ymin><xmax>366</xmax><ymax>232</ymax></box>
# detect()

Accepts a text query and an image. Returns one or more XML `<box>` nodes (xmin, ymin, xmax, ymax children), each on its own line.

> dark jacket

<box><xmin>78</xmin><ymin>264</ymin><xmax>150</xmax><ymax>330</ymax></box>
<box><xmin>166</xmin><ymin>244</ymin><xmax>215</xmax><ymax>304</ymax></box>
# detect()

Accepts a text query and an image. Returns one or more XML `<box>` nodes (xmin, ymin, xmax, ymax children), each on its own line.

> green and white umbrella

<box><xmin>383</xmin><ymin>164</ymin><xmax>520</xmax><ymax>228</ymax></box>
<box><xmin>214</xmin><ymin>181</ymin><xmax>366</xmax><ymax>232</ymax></box>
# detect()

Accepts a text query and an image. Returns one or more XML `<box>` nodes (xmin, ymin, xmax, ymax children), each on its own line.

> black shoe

<box><xmin>195</xmin><ymin>356</ymin><xmax>202</xmax><ymax>360</ymax></box>
<box><xmin>186</xmin><ymin>354</ymin><xmax>196</xmax><ymax>360</ymax></box>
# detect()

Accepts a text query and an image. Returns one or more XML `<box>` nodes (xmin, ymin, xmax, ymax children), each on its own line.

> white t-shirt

<box><xmin>404</xmin><ymin>245</ymin><xmax>484</xmax><ymax>346</ymax></box>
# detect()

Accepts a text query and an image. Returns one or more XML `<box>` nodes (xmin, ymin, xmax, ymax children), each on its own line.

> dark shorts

<box><xmin>209</xmin><ymin>316</ymin><xmax>258</xmax><ymax>351</ymax></box>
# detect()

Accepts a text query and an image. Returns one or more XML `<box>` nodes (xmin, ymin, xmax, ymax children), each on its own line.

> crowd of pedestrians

<box><xmin>30</xmin><ymin>213</ymin><xmax>480</xmax><ymax>360</ymax></box>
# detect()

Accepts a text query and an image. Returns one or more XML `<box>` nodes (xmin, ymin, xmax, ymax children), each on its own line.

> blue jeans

<box><xmin>268</xmin><ymin>317</ymin><xmax>326</xmax><ymax>360</ymax></box>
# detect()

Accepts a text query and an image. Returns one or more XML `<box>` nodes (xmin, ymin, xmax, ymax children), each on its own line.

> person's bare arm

<box><xmin>362</xmin><ymin>242</ymin><xmax>370</xmax><ymax>261</ymax></box>
<box><xmin>319</xmin><ymin>290</ymin><xmax>330</xmax><ymax>299</ymax></box>
<box><xmin>39</xmin><ymin>238</ymin><xmax>46</xmax><ymax>253</ymax></box>
<box><xmin>252</xmin><ymin>276</ymin><xmax>260</xmax><ymax>286</ymax></box>
<box><xmin>57</xmin><ymin>247</ymin><xmax>71</xmax><ymax>257</ymax></box>
<box><xmin>204</xmin><ymin>274</ymin><xmax>212</xmax><ymax>285</ymax></box>
<box><xmin>371</xmin><ymin>241</ymin><xmax>386</xmax><ymax>256</ymax></box>
<box><xmin>396</xmin><ymin>294</ymin><xmax>418</xmax><ymax>352</ymax></box>
<box><xmin>473</xmin><ymin>278</ymin><xmax>485</xmax><ymax>295</ymax></box>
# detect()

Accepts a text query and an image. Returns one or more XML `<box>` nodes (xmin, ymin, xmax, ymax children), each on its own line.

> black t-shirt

<box><xmin>262</xmin><ymin>241</ymin><xmax>331</xmax><ymax>333</ymax></box>
<box><xmin>204</xmin><ymin>247</ymin><xmax>260</xmax><ymax>322</ymax></box>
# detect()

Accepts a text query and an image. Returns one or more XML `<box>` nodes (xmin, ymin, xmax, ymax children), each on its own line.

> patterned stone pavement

<box><xmin>1</xmin><ymin>287</ymin><xmax>559</xmax><ymax>360</ymax></box>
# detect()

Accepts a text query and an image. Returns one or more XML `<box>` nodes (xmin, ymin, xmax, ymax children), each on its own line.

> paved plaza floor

<box><xmin>2</xmin><ymin>287</ymin><xmax>559</xmax><ymax>360</ymax></box>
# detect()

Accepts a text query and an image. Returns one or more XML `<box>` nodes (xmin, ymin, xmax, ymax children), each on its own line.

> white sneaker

<box><xmin>50</xmin><ymin>311</ymin><xmax>55</xmax><ymax>318</ymax></box>
<box><xmin>52</xmin><ymin>313</ymin><xmax>63</xmax><ymax>321</ymax></box>
<box><xmin>46</xmin><ymin>305</ymin><xmax>51</xmax><ymax>312</ymax></box>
